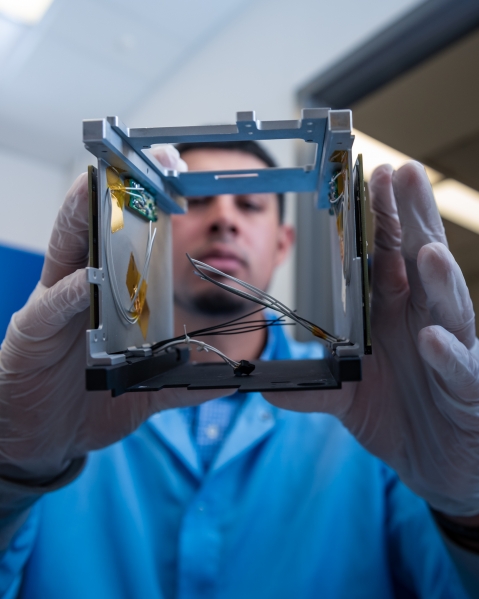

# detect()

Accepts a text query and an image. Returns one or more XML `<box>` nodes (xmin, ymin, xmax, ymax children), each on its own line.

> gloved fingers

<box><xmin>418</xmin><ymin>242</ymin><xmax>476</xmax><ymax>349</ymax></box>
<box><xmin>41</xmin><ymin>173</ymin><xmax>90</xmax><ymax>288</ymax></box>
<box><xmin>369</xmin><ymin>164</ymin><xmax>401</xmax><ymax>253</ymax></box>
<box><xmin>418</xmin><ymin>325</ymin><xmax>479</xmax><ymax>409</ymax></box>
<box><xmin>41</xmin><ymin>147</ymin><xmax>187</xmax><ymax>290</ymax></box>
<box><xmin>134</xmin><ymin>388</ymin><xmax>236</xmax><ymax>425</ymax></box>
<box><xmin>393</xmin><ymin>162</ymin><xmax>447</xmax><ymax>258</ymax></box>
<box><xmin>150</xmin><ymin>145</ymin><xmax>188</xmax><ymax>172</ymax></box>
<box><xmin>262</xmin><ymin>387</ymin><xmax>354</xmax><ymax>419</ymax></box>
<box><xmin>368</xmin><ymin>164</ymin><xmax>408</xmax><ymax>301</ymax></box>
<box><xmin>392</xmin><ymin>162</ymin><xmax>447</xmax><ymax>309</ymax></box>
<box><xmin>8</xmin><ymin>269</ymin><xmax>89</xmax><ymax>346</ymax></box>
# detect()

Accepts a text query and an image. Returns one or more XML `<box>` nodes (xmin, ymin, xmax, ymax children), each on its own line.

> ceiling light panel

<box><xmin>353</xmin><ymin>128</ymin><xmax>479</xmax><ymax>237</ymax></box>
<box><xmin>353</xmin><ymin>128</ymin><xmax>441</xmax><ymax>184</ymax></box>
<box><xmin>0</xmin><ymin>0</ymin><xmax>55</xmax><ymax>24</ymax></box>
<box><xmin>433</xmin><ymin>179</ymin><xmax>479</xmax><ymax>236</ymax></box>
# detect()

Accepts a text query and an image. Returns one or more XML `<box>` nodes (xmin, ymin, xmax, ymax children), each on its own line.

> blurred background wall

<box><xmin>295</xmin><ymin>0</ymin><xmax>479</xmax><ymax>338</ymax></box>
<box><xmin>0</xmin><ymin>0</ymin><xmax>442</xmax><ymax>338</ymax></box>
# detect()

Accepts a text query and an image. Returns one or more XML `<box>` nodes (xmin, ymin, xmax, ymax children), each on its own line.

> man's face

<box><xmin>172</xmin><ymin>148</ymin><xmax>294</xmax><ymax>316</ymax></box>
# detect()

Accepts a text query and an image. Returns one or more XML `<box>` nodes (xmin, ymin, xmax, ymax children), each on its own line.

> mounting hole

<box><xmin>94</xmin><ymin>335</ymin><xmax>98</xmax><ymax>342</ymax></box>
<box><xmin>248</xmin><ymin>132</ymin><xmax>253</xmax><ymax>135</ymax></box>
<box><xmin>245</xmin><ymin>124</ymin><xmax>252</xmax><ymax>127</ymax></box>
<box><xmin>307</xmin><ymin>130</ymin><xmax>312</xmax><ymax>133</ymax></box>
<box><xmin>307</xmin><ymin>122</ymin><xmax>313</xmax><ymax>125</ymax></box>
<box><xmin>297</xmin><ymin>380</ymin><xmax>328</xmax><ymax>386</ymax></box>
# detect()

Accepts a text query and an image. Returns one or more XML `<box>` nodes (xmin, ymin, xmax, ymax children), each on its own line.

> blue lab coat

<box><xmin>0</xmin><ymin>326</ymin><xmax>467</xmax><ymax>598</ymax></box>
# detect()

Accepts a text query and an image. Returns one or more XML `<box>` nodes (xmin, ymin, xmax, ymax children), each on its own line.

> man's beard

<box><xmin>175</xmin><ymin>287</ymin><xmax>249</xmax><ymax>317</ymax></box>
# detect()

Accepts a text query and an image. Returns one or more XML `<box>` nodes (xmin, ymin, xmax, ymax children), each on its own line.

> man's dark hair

<box><xmin>175</xmin><ymin>140</ymin><xmax>285</xmax><ymax>223</ymax></box>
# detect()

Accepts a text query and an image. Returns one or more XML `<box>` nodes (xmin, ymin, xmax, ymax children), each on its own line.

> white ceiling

<box><xmin>0</xmin><ymin>0</ymin><xmax>254</xmax><ymax>166</ymax></box>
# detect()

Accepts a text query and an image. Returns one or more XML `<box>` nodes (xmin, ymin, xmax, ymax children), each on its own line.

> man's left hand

<box><xmin>264</xmin><ymin>162</ymin><xmax>479</xmax><ymax>519</ymax></box>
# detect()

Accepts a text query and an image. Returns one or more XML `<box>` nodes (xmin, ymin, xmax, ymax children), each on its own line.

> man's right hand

<box><xmin>0</xmin><ymin>146</ymin><xmax>216</xmax><ymax>487</ymax></box>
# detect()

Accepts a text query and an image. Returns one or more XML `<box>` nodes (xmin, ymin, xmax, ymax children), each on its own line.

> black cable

<box><xmin>151</xmin><ymin>307</ymin><xmax>288</xmax><ymax>353</ymax></box>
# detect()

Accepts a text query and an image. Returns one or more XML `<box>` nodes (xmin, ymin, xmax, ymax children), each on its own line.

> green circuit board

<box><xmin>125</xmin><ymin>177</ymin><xmax>158</xmax><ymax>222</ymax></box>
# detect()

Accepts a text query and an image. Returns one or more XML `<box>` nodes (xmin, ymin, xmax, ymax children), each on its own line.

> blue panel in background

<box><xmin>0</xmin><ymin>244</ymin><xmax>45</xmax><ymax>342</ymax></box>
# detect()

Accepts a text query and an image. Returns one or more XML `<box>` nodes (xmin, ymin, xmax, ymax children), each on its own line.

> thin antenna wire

<box><xmin>128</xmin><ymin>221</ymin><xmax>156</xmax><ymax>311</ymax></box>
<box><xmin>158</xmin><ymin>337</ymin><xmax>240</xmax><ymax>370</ymax></box>
<box><xmin>151</xmin><ymin>307</ymin><xmax>289</xmax><ymax>352</ymax></box>
<box><xmin>186</xmin><ymin>254</ymin><xmax>342</xmax><ymax>343</ymax></box>
<box><xmin>105</xmin><ymin>188</ymin><xmax>157</xmax><ymax>324</ymax></box>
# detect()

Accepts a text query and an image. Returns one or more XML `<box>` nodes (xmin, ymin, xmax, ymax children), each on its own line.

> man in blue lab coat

<box><xmin>0</xmin><ymin>141</ymin><xmax>478</xmax><ymax>598</ymax></box>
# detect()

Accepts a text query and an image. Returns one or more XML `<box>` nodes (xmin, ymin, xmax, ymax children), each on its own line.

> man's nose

<box><xmin>208</xmin><ymin>196</ymin><xmax>239</xmax><ymax>236</ymax></box>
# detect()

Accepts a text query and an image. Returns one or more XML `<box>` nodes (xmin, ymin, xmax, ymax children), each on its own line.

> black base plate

<box><xmin>86</xmin><ymin>350</ymin><xmax>361</xmax><ymax>397</ymax></box>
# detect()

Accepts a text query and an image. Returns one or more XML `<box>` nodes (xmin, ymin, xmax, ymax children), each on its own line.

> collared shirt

<box><xmin>0</xmin><ymin>326</ymin><xmax>468</xmax><ymax>599</ymax></box>
<box><xmin>180</xmin><ymin>319</ymin><xmax>278</xmax><ymax>469</ymax></box>
<box><xmin>181</xmin><ymin>395</ymin><xmax>243</xmax><ymax>469</ymax></box>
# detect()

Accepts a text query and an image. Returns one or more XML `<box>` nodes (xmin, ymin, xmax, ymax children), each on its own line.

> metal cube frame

<box><xmin>83</xmin><ymin>108</ymin><xmax>370</xmax><ymax>396</ymax></box>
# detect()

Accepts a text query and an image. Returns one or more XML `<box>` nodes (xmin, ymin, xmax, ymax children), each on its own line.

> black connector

<box><xmin>233</xmin><ymin>360</ymin><xmax>255</xmax><ymax>377</ymax></box>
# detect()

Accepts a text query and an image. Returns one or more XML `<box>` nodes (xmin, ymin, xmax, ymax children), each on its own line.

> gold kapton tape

<box><xmin>126</xmin><ymin>252</ymin><xmax>150</xmax><ymax>338</ymax></box>
<box><xmin>106</xmin><ymin>167</ymin><xmax>126</xmax><ymax>233</ymax></box>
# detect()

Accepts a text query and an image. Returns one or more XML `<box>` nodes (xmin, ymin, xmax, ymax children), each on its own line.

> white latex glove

<box><xmin>0</xmin><ymin>146</ymin><xmax>216</xmax><ymax>493</ymax></box>
<box><xmin>265</xmin><ymin>162</ymin><xmax>479</xmax><ymax>518</ymax></box>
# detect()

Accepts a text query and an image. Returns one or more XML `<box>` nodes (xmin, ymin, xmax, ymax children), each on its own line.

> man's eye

<box><xmin>238</xmin><ymin>197</ymin><xmax>264</xmax><ymax>212</ymax></box>
<box><xmin>186</xmin><ymin>196</ymin><xmax>211</xmax><ymax>207</ymax></box>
